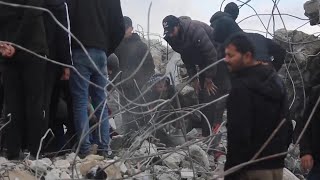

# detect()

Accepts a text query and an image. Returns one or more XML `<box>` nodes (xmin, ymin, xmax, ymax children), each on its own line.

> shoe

<box><xmin>97</xmin><ymin>150</ymin><xmax>114</xmax><ymax>159</ymax></box>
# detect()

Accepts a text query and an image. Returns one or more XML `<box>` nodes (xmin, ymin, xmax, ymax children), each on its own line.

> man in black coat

<box><xmin>224</xmin><ymin>33</ymin><xmax>292</xmax><ymax>180</ymax></box>
<box><xmin>300</xmin><ymin>85</ymin><xmax>320</xmax><ymax>180</ymax></box>
<box><xmin>210</xmin><ymin>6</ymin><xmax>286</xmax><ymax>71</ymax></box>
<box><xmin>114</xmin><ymin>16</ymin><xmax>155</xmax><ymax>132</ymax></box>
<box><xmin>43</xmin><ymin>0</ymin><xmax>74</xmax><ymax>152</ymax></box>
<box><xmin>162</xmin><ymin>15</ymin><xmax>230</xmax><ymax>137</ymax></box>
<box><xmin>0</xmin><ymin>0</ymin><xmax>48</xmax><ymax>159</ymax></box>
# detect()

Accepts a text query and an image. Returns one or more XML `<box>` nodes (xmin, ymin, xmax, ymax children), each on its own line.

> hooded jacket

<box><xmin>67</xmin><ymin>0</ymin><xmax>124</xmax><ymax>56</ymax></box>
<box><xmin>44</xmin><ymin>0</ymin><xmax>72</xmax><ymax>65</ymax></box>
<box><xmin>114</xmin><ymin>33</ymin><xmax>155</xmax><ymax>89</ymax></box>
<box><xmin>210</xmin><ymin>12</ymin><xmax>286</xmax><ymax>71</ymax></box>
<box><xmin>0</xmin><ymin>0</ymin><xmax>48</xmax><ymax>54</ymax></box>
<box><xmin>164</xmin><ymin>17</ymin><xmax>218</xmax><ymax>80</ymax></box>
<box><xmin>225</xmin><ymin>64</ymin><xmax>292</xmax><ymax>178</ymax></box>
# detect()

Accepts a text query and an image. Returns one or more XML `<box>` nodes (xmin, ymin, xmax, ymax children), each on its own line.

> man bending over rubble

<box><xmin>224</xmin><ymin>33</ymin><xmax>292</xmax><ymax>180</ymax></box>
<box><xmin>162</xmin><ymin>15</ymin><xmax>229</xmax><ymax>138</ymax></box>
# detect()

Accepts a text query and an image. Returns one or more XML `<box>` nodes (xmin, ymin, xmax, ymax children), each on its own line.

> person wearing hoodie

<box><xmin>114</xmin><ymin>16</ymin><xmax>155</xmax><ymax>132</ymax></box>
<box><xmin>162</xmin><ymin>15</ymin><xmax>230</xmax><ymax>137</ymax></box>
<box><xmin>224</xmin><ymin>33</ymin><xmax>292</xmax><ymax>180</ymax></box>
<box><xmin>0</xmin><ymin>0</ymin><xmax>48</xmax><ymax>159</ymax></box>
<box><xmin>224</xmin><ymin>2</ymin><xmax>239</xmax><ymax>21</ymax></box>
<box><xmin>210</xmin><ymin>3</ymin><xmax>286</xmax><ymax>71</ymax></box>
<box><xmin>67</xmin><ymin>0</ymin><xmax>124</xmax><ymax>158</ymax></box>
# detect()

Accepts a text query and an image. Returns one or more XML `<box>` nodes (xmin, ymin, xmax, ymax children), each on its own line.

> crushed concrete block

<box><xmin>66</xmin><ymin>153</ymin><xmax>81</xmax><ymax>163</ymax></box>
<box><xmin>60</xmin><ymin>171</ymin><xmax>71</xmax><ymax>179</ymax></box>
<box><xmin>45</xmin><ymin>169</ymin><xmax>61</xmax><ymax>180</ymax></box>
<box><xmin>189</xmin><ymin>145</ymin><xmax>210</xmax><ymax>170</ymax></box>
<box><xmin>283</xmin><ymin>168</ymin><xmax>299</xmax><ymax>180</ymax></box>
<box><xmin>9</xmin><ymin>170</ymin><xmax>35</xmax><ymax>180</ymax></box>
<box><xmin>84</xmin><ymin>154</ymin><xmax>104</xmax><ymax>161</ymax></box>
<box><xmin>79</xmin><ymin>160</ymin><xmax>99</xmax><ymax>176</ymax></box>
<box><xmin>54</xmin><ymin>160</ymin><xmax>70</xmax><ymax>169</ymax></box>
<box><xmin>162</xmin><ymin>151</ymin><xmax>186</xmax><ymax>169</ymax></box>
<box><xmin>181</xmin><ymin>168</ymin><xmax>194</xmax><ymax>179</ymax></box>
<box><xmin>29</xmin><ymin>160</ymin><xmax>50</xmax><ymax>173</ymax></box>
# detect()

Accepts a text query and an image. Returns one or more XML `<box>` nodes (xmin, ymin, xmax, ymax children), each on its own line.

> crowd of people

<box><xmin>0</xmin><ymin>0</ymin><xmax>319</xmax><ymax>180</ymax></box>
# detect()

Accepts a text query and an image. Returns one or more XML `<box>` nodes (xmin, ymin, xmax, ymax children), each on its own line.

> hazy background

<box><xmin>121</xmin><ymin>0</ymin><xmax>317</xmax><ymax>40</ymax></box>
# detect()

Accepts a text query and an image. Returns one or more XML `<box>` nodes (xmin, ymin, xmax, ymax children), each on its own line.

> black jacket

<box><xmin>67</xmin><ymin>0</ymin><xmax>124</xmax><ymax>56</ymax></box>
<box><xmin>44</xmin><ymin>0</ymin><xmax>72</xmax><ymax>65</ymax></box>
<box><xmin>164</xmin><ymin>17</ymin><xmax>218</xmax><ymax>80</ymax></box>
<box><xmin>0</xmin><ymin>0</ymin><xmax>48</xmax><ymax>54</ymax></box>
<box><xmin>210</xmin><ymin>12</ymin><xmax>286</xmax><ymax>71</ymax></box>
<box><xmin>225</xmin><ymin>64</ymin><xmax>292</xmax><ymax>178</ymax></box>
<box><xmin>114</xmin><ymin>33</ymin><xmax>154</xmax><ymax>88</ymax></box>
<box><xmin>300</xmin><ymin>84</ymin><xmax>320</xmax><ymax>165</ymax></box>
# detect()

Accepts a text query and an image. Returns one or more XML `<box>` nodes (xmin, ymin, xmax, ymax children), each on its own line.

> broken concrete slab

<box><xmin>162</xmin><ymin>151</ymin><xmax>186</xmax><ymax>169</ymax></box>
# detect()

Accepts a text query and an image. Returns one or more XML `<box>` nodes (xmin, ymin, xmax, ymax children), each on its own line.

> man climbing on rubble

<box><xmin>114</xmin><ymin>16</ymin><xmax>155</xmax><ymax>132</ymax></box>
<box><xmin>67</xmin><ymin>0</ymin><xmax>124</xmax><ymax>158</ymax></box>
<box><xmin>162</xmin><ymin>15</ymin><xmax>229</xmax><ymax>138</ymax></box>
<box><xmin>224</xmin><ymin>33</ymin><xmax>292</xmax><ymax>180</ymax></box>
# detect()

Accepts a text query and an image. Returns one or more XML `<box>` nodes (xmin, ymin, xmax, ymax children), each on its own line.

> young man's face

<box><xmin>225</xmin><ymin>44</ymin><xmax>248</xmax><ymax>72</ymax></box>
<box><xmin>153</xmin><ymin>80</ymin><xmax>168</xmax><ymax>93</ymax></box>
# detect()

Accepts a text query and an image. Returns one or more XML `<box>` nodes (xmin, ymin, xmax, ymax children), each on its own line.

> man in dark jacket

<box><xmin>210</xmin><ymin>8</ymin><xmax>286</xmax><ymax>71</ymax></box>
<box><xmin>224</xmin><ymin>33</ymin><xmax>292</xmax><ymax>180</ymax></box>
<box><xmin>67</xmin><ymin>0</ymin><xmax>124</xmax><ymax>158</ymax></box>
<box><xmin>43</xmin><ymin>0</ymin><xmax>74</xmax><ymax>152</ymax></box>
<box><xmin>115</xmin><ymin>16</ymin><xmax>155</xmax><ymax>98</ymax></box>
<box><xmin>114</xmin><ymin>16</ymin><xmax>155</xmax><ymax>132</ymax></box>
<box><xmin>0</xmin><ymin>0</ymin><xmax>48</xmax><ymax>159</ymax></box>
<box><xmin>300</xmin><ymin>86</ymin><xmax>320</xmax><ymax>180</ymax></box>
<box><xmin>162</xmin><ymin>15</ymin><xmax>229</xmax><ymax>137</ymax></box>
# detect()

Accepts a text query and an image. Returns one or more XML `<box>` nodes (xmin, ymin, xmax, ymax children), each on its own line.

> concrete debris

<box><xmin>45</xmin><ymin>169</ymin><xmax>61</xmax><ymax>180</ymax></box>
<box><xmin>180</xmin><ymin>168</ymin><xmax>194</xmax><ymax>179</ymax></box>
<box><xmin>8</xmin><ymin>170</ymin><xmax>35</xmax><ymax>180</ymax></box>
<box><xmin>60</xmin><ymin>171</ymin><xmax>71</xmax><ymax>179</ymax></box>
<box><xmin>29</xmin><ymin>159</ymin><xmax>50</xmax><ymax>173</ymax></box>
<box><xmin>79</xmin><ymin>160</ymin><xmax>99</xmax><ymax>176</ymax></box>
<box><xmin>162</xmin><ymin>151</ymin><xmax>186</xmax><ymax>169</ymax></box>
<box><xmin>53</xmin><ymin>159</ymin><xmax>70</xmax><ymax>169</ymax></box>
<box><xmin>189</xmin><ymin>145</ymin><xmax>210</xmax><ymax>170</ymax></box>
<box><xmin>283</xmin><ymin>168</ymin><xmax>300</xmax><ymax>180</ymax></box>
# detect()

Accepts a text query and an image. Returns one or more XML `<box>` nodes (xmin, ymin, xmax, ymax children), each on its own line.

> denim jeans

<box><xmin>70</xmin><ymin>48</ymin><xmax>109</xmax><ymax>154</ymax></box>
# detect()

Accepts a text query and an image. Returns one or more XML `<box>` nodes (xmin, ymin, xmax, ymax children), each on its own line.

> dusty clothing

<box><xmin>67</xmin><ymin>0</ymin><xmax>124</xmax><ymax>55</ymax></box>
<box><xmin>239</xmin><ymin>169</ymin><xmax>283</xmax><ymax>180</ymax></box>
<box><xmin>114</xmin><ymin>33</ymin><xmax>154</xmax><ymax>90</ymax></box>
<box><xmin>225</xmin><ymin>64</ymin><xmax>292</xmax><ymax>178</ymax></box>
<box><xmin>165</xmin><ymin>18</ymin><xmax>218</xmax><ymax>79</ymax></box>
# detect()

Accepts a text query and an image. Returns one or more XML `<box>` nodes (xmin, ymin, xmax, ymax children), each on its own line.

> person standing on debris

<box><xmin>224</xmin><ymin>2</ymin><xmax>239</xmax><ymax>21</ymax></box>
<box><xmin>115</xmin><ymin>16</ymin><xmax>155</xmax><ymax>99</ymax></box>
<box><xmin>43</xmin><ymin>0</ymin><xmax>74</xmax><ymax>152</ymax></box>
<box><xmin>114</xmin><ymin>16</ymin><xmax>155</xmax><ymax>132</ymax></box>
<box><xmin>0</xmin><ymin>0</ymin><xmax>49</xmax><ymax>160</ymax></box>
<box><xmin>162</xmin><ymin>15</ymin><xmax>228</xmax><ymax>137</ymax></box>
<box><xmin>67</xmin><ymin>0</ymin><xmax>124</xmax><ymax>158</ymax></box>
<box><xmin>224</xmin><ymin>33</ymin><xmax>292</xmax><ymax>180</ymax></box>
<box><xmin>210</xmin><ymin>3</ymin><xmax>286</xmax><ymax>72</ymax></box>
<box><xmin>299</xmin><ymin>87</ymin><xmax>320</xmax><ymax>180</ymax></box>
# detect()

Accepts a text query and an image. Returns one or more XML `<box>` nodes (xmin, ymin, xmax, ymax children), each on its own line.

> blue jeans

<box><xmin>70</xmin><ymin>48</ymin><xmax>109</xmax><ymax>154</ymax></box>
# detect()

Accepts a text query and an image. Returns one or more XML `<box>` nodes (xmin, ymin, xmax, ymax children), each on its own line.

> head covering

<box><xmin>123</xmin><ymin>16</ymin><xmax>133</xmax><ymax>30</ymax></box>
<box><xmin>162</xmin><ymin>15</ymin><xmax>180</xmax><ymax>36</ymax></box>
<box><xmin>224</xmin><ymin>2</ymin><xmax>239</xmax><ymax>20</ymax></box>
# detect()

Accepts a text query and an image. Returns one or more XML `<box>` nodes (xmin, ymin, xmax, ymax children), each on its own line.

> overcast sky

<box><xmin>120</xmin><ymin>0</ymin><xmax>318</xmax><ymax>40</ymax></box>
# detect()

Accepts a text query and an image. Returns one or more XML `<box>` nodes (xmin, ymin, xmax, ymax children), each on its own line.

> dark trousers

<box><xmin>3</xmin><ymin>53</ymin><xmax>47</xmax><ymax>158</ymax></box>
<box><xmin>44</xmin><ymin>63</ymin><xmax>74</xmax><ymax>152</ymax></box>
<box><xmin>308</xmin><ymin>162</ymin><xmax>320</xmax><ymax>180</ymax></box>
<box><xmin>199</xmin><ymin>76</ymin><xmax>226</xmax><ymax>137</ymax></box>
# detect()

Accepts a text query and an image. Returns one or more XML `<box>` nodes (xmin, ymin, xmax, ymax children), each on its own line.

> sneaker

<box><xmin>97</xmin><ymin>150</ymin><xmax>114</xmax><ymax>159</ymax></box>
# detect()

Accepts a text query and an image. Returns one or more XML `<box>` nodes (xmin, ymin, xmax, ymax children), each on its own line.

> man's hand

<box><xmin>204</xmin><ymin>78</ymin><xmax>218</xmax><ymax>96</ymax></box>
<box><xmin>0</xmin><ymin>43</ymin><xmax>15</xmax><ymax>58</ymax></box>
<box><xmin>192</xmin><ymin>78</ymin><xmax>201</xmax><ymax>95</ymax></box>
<box><xmin>61</xmin><ymin>68</ymin><xmax>70</xmax><ymax>80</ymax></box>
<box><xmin>301</xmin><ymin>154</ymin><xmax>314</xmax><ymax>172</ymax></box>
